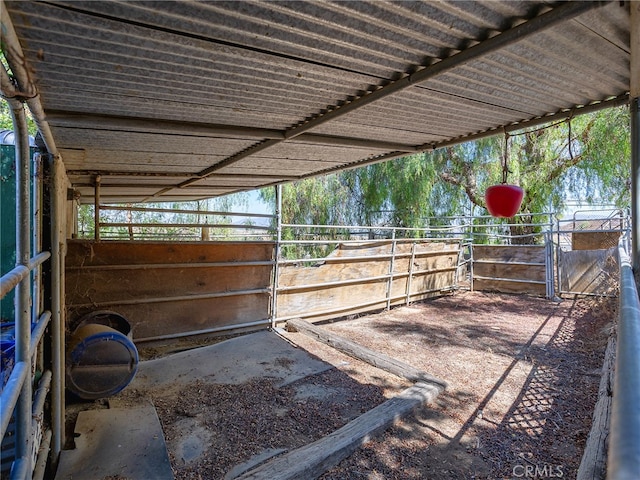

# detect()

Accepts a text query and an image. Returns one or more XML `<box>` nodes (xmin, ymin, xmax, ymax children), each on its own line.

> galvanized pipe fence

<box><xmin>0</xmin><ymin>107</ymin><xmax>55</xmax><ymax>479</ymax></box>
<box><xmin>554</xmin><ymin>210</ymin><xmax>630</xmax><ymax>297</ymax></box>
<box><xmin>272</xmin><ymin>223</ymin><xmax>465</xmax><ymax>324</ymax></box>
<box><xmin>607</xmin><ymin>233</ymin><xmax>640</xmax><ymax>480</ymax></box>
<box><xmin>85</xmin><ymin>206</ymin><xmax>631</xmax><ymax>323</ymax></box>
<box><xmin>89</xmin><ymin>203</ymin><xmax>274</xmax><ymax>241</ymax></box>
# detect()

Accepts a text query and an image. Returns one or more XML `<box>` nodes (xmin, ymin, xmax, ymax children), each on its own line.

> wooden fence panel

<box><xmin>65</xmin><ymin>240</ymin><xmax>274</xmax><ymax>340</ymax></box>
<box><xmin>276</xmin><ymin>241</ymin><xmax>460</xmax><ymax>322</ymax></box>
<box><xmin>572</xmin><ymin>231</ymin><xmax>621</xmax><ymax>251</ymax></box>
<box><xmin>472</xmin><ymin>245</ymin><xmax>547</xmax><ymax>296</ymax></box>
<box><xmin>559</xmin><ymin>247</ymin><xmax>618</xmax><ymax>295</ymax></box>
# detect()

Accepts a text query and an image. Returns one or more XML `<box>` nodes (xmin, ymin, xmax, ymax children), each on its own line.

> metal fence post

<box><xmin>386</xmin><ymin>229</ymin><xmax>397</xmax><ymax>310</ymax></box>
<box><xmin>11</xmin><ymin>100</ymin><xmax>33</xmax><ymax>478</ymax></box>
<box><xmin>545</xmin><ymin>231</ymin><xmax>555</xmax><ymax>299</ymax></box>
<box><xmin>271</xmin><ymin>184</ymin><xmax>282</xmax><ymax>328</ymax></box>
<box><xmin>406</xmin><ymin>242</ymin><xmax>416</xmax><ymax>305</ymax></box>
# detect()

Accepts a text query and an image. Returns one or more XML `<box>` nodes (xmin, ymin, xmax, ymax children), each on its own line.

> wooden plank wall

<box><xmin>572</xmin><ymin>231</ymin><xmax>621</xmax><ymax>250</ymax></box>
<box><xmin>276</xmin><ymin>240</ymin><xmax>460</xmax><ymax>323</ymax></box>
<box><xmin>65</xmin><ymin>240</ymin><xmax>275</xmax><ymax>341</ymax></box>
<box><xmin>472</xmin><ymin>245</ymin><xmax>547</xmax><ymax>296</ymax></box>
<box><xmin>559</xmin><ymin>247</ymin><xmax>618</xmax><ymax>295</ymax></box>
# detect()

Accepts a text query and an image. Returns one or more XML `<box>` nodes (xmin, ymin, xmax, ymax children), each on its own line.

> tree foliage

<box><xmin>264</xmin><ymin>106</ymin><xmax>630</xmax><ymax>242</ymax></box>
<box><xmin>1</xmin><ymin>100</ymin><xmax>38</xmax><ymax>136</ymax></box>
<box><xmin>77</xmin><ymin>193</ymin><xmax>252</xmax><ymax>241</ymax></box>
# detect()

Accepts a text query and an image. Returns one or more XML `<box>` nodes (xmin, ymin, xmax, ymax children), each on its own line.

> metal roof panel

<box><xmin>2</xmin><ymin>0</ymin><xmax>631</xmax><ymax>203</ymax></box>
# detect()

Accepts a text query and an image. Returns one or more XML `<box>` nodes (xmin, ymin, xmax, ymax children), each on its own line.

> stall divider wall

<box><xmin>65</xmin><ymin>241</ymin><xmax>275</xmax><ymax>342</ymax></box>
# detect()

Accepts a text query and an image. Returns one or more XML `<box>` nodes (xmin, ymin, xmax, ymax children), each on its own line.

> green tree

<box><xmin>262</xmin><ymin>106</ymin><xmax>630</xmax><ymax>244</ymax></box>
<box><xmin>1</xmin><ymin>99</ymin><xmax>39</xmax><ymax>136</ymax></box>
<box><xmin>0</xmin><ymin>101</ymin><xmax>12</xmax><ymax>131</ymax></box>
<box><xmin>261</xmin><ymin>175</ymin><xmax>354</xmax><ymax>227</ymax></box>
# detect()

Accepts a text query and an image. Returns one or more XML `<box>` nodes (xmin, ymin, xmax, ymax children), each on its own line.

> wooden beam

<box><xmin>286</xmin><ymin>318</ymin><xmax>447</xmax><ymax>389</ymax></box>
<box><xmin>576</xmin><ymin>336</ymin><xmax>616</xmax><ymax>480</ymax></box>
<box><xmin>234</xmin><ymin>381</ymin><xmax>441</xmax><ymax>480</ymax></box>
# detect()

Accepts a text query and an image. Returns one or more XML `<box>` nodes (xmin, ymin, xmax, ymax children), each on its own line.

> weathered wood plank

<box><xmin>233</xmin><ymin>381</ymin><xmax>442</xmax><ymax>480</ymax></box>
<box><xmin>65</xmin><ymin>240</ymin><xmax>274</xmax><ymax>340</ymax></box>
<box><xmin>473</xmin><ymin>263</ymin><xmax>546</xmax><ymax>282</ymax></box>
<box><xmin>473</xmin><ymin>278</ymin><xmax>547</xmax><ymax>296</ymax></box>
<box><xmin>67</xmin><ymin>293</ymin><xmax>271</xmax><ymax>340</ymax></box>
<box><xmin>277</xmin><ymin>241</ymin><xmax>460</xmax><ymax>321</ymax></box>
<box><xmin>66</xmin><ymin>240</ymin><xmax>274</xmax><ymax>265</ymax></box>
<box><xmin>559</xmin><ymin>248</ymin><xmax>618</xmax><ymax>294</ymax></box>
<box><xmin>577</xmin><ymin>335</ymin><xmax>615</xmax><ymax>480</ymax></box>
<box><xmin>277</xmin><ymin>280</ymin><xmax>389</xmax><ymax>319</ymax></box>
<box><xmin>286</xmin><ymin>318</ymin><xmax>447</xmax><ymax>389</ymax></box>
<box><xmin>473</xmin><ymin>245</ymin><xmax>546</xmax><ymax>263</ymax></box>
<box><xmin>66</xmin><ymin>265</ymin><xmax>271</xmax><ymax>305</ymax></box>
<box><xmin>572</xmin><ymin>231</ymin><xmax>621</xmax><ymax>251</ymax></box>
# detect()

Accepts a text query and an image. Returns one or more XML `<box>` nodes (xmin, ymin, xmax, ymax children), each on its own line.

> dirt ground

<box><xmin>110</xmin><ymin>290</ymin><xmax>613</xmax><ymax>480</ymax></box>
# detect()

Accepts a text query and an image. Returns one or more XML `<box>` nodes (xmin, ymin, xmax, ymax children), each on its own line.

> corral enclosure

<box><xmin>64</xmin><ymin>238</ymin><xmax>463</xmax><ymax>339</ymax></box>
<box><xmin>1</xmin><ymin>2</ymin><xmax>638</xmax><ymax>478</ymax></box>
<box><xmin>63</xmin><ymin>212</ymin><xmax>626</xmax><ymax>341</ymax></box>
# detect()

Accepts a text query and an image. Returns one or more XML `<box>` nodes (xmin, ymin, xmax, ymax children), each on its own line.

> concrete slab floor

<box><xmin>55</xmin><ymin>403</ymin><xmax>173</xmax><ymax>480</ymax></box>
<box><xmin>55</xmin><ymin>330</ymin><xmax>337</xmax><ymax>479</ymax></box>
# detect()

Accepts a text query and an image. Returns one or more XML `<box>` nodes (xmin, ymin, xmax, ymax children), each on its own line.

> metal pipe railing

<box><xmin>50</xmin><ymin>153</ymin><xmax>64</xmax><ymax>459</ymax></box>
<box><xmin>92</xmin><ymin>203</ymin><xmax>276</xmax><ymax>241</ymax></box>
<box><xmin>276</xmin><ymin>249</ymin><xmax>460</xmax><ymax>266</ymax></box>
<box><xmin>0</xmin><ymin>362</ymin><xmax>29</xmax><ymax>438</ymax></box>
<box><xmin>0</xmin><ymin>88</ymin><xmax>55</xmax><ymax>477</ymax></box>
<box><xmin>70</xmin><ymin>287</ymin><xmax>271</xmax><ymax>309</ymax></box>
<box><xmin>100</xmin><ymin>221</ymin><xmax>273</xmax><ymax>231</ymax></box>
<box><xmin>135</xmin><ymin>318</ymin><xmax>272</xmax><ymax>343</ymax></box>
<box><xmin>0</xmin><ymin>252</ymin><xmax>50</xmax><ymax>299</ymax></box>
<box><xmin>12</xmin><ymin>96</ymin><xmax>34</xmax><ymax>479</ymax></box>
<box><xmin>101</xmin><ymin>204</ymin><xmax>275</xmax><ymax>219</ymax></box>
<box><xmin>607</xmin><ymin>238</ymin><xmax>640</xmax><ymax>479</ymax></box>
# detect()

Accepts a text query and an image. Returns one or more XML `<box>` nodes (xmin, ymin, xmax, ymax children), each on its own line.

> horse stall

<box><xmin>65</xmin><ymin>240</ymin><xmax>275</xmax><ymax>341</ymax></box>
<box><xmin>1</xmin><ymin>1</ymin><xmax>638</xmax><ymax>477</ymax></box>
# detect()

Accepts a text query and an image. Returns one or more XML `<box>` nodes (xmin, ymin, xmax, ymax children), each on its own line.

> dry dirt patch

<box><xmin>316</xmin><ymin>291</ymin><xmax>614</xmax><ymax>480</ymax></box>
<box><xmin>99</xmin><ymin>291</ymin><xmax>612</xmax><ymax>479</ymax></box>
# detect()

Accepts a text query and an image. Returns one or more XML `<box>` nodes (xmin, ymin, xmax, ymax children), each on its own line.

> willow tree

<box><xmin>265</xmin><ymin>107</ymin><xmax>630</xmax><ymax>240</ymax></box>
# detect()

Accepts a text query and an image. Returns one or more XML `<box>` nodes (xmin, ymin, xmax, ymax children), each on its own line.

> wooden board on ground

<box><xmin>576</xmin><ymin>336</ymin><xmax>615</xmax><ymax>480</ymax></box>
<box><xmin>286</xmin><ymin>318</ymin><xmax>447</xmax><ymax>389</ymax></box>
<box><xmin>234</xmin><ymin>381</ymin><xmax>441</xmax><ymax>480</ymax></box>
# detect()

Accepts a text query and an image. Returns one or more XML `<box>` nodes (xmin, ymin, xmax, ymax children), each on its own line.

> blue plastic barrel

<box><xmin>66</xmin><ymin>312</ymin><xmax>138</xmax><ymax>400</ymax></box>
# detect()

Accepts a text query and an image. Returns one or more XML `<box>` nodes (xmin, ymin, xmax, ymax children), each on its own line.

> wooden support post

<box><xmin>94</xmin><ymin>175</ymin><xmax>101</xmax><ymax>242</ymax></box>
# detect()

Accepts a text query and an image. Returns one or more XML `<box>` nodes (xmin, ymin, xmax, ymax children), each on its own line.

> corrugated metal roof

<box><xmin>1</xmin><ymin>0</ymin><xmax>631</xmax><ymax>204</ymax></box>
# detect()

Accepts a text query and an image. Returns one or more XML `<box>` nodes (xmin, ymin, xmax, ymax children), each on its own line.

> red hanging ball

<box><xmin>485</xmin><ymin>184</ymin><xmax>524</xmax><ymax>217</ymax></box>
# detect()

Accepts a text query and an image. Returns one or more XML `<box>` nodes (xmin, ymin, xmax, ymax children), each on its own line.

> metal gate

<box><xmin>555</xmin><ymin>209</ymin><xmax>628</xmax><ymax>296</ymax></box>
